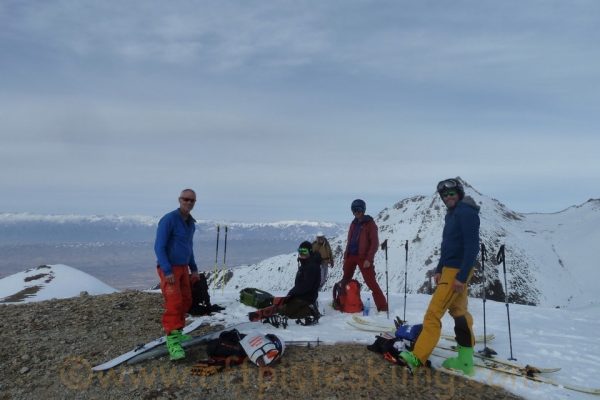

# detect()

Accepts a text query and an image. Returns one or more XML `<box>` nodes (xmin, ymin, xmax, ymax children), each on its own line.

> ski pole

<box><xmin>496</xmin><ymin>244</ymin><xmax>516</xmax><ymax>361</ymax></box>
<box><xmin>381</xmin><ymin>239</ymin><xmax>389</xmax><ymax>319</ymax></box>
<box><xmin>479</xmin><ymin>243</ymin><xmax>496</xmax><ymax>357</ymax></box>
<box><xmin>222</xmin><ymin>225</ymin><xmax>228</xmax><ymax>295</ymax></box>
<box><xmin>213</xmin><ymin>225</ymin><xmax>220</xmax><ymax>294</ymax></box>
<box><xmin>285</xmin><ymin>338</ymin><xmax>322</xmax><ymax>347</ymax></box>
<box><xmin>403</xmin><ymin>240</ymin><xmax>408</xmax><ymax>322</ymax></box>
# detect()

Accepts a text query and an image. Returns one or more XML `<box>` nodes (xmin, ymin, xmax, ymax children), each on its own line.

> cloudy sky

<box><xmin>1</xmin><ymin>0</ymin><xmax>599</xmax><ymax>222</ymax></box>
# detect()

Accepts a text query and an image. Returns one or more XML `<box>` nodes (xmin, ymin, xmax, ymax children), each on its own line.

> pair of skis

<box><xmin>92</xmin><ymin>318</ymin><xmax>211</xmax><ymax>371</ymax></box>
<box><xmin>92</xmin><ymin>320</ymin><xmax>319</xmax><ymax>371</ymax></box>
<box><xmin>430</xmin><ymin>347</ymin><xmax>599</xmax><ymax>395</ymax></box>
<box><xmin>347</xmin><ymin>315</ymin><xmax>495</xmax><ymax>343</ymax></box>
<box><xmin>348</xmin><ymin>316</ymin><xmax>600</xmax><ymax>395</ymax></box>
<box><xmin>126</xmin><ymin>321</ymin><xmax>259</xmax><ymax>366</ymax></box>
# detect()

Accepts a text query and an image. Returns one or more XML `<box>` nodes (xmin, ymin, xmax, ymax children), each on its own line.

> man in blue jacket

<box><xmin>154</xmin><ymin>188</ymin><xmax>199</xmax><ymax>361</ymax></box>
<box><xmin>400</xmin><ymin>178</ymin><xmax>480</xmax><ymax>375</ymax></box>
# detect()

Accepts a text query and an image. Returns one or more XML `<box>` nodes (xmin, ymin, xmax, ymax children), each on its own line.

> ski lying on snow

<box><xmin>435</xmin><ymin>343</ymin><xmax>560</xmax><ymax>374</ymax></box>
<box><xmin>92</xmin><ymin>317</ymin><xmax>210</xmax><ymax>371</ymax></box>
<box><xmin>348</xmin><ymin>316</ymin><xmax>496</xmax><ymax>343</ymax></box>
<box><xmin>429</xmin><ymin>352</ymin><xmax>598</xmax><ymax>395</ymax></box>
<box><xmin>348</xmin><ymin>318</ymin><xmax>558</xmax><ymax>375</ymax></box>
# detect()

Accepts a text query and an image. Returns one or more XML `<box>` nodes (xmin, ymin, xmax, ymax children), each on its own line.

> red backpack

<box><xmin>333</xmin><ymin>279</ymin><xmax>363</xmax><ymax>313</ymax></box>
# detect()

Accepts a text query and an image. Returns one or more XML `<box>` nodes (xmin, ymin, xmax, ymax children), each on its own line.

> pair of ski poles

<box><xmin>383</xmin><ymin>239</ymin><xmax>516</xmax><ymax>361</ymax></box>
<box><xmin>213</xmin><ymin>225</ymin><xmax>228</xmax><ymax>294</ymax></box>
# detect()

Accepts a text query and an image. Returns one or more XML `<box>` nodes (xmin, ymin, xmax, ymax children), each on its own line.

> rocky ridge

<box><xmin>0</xmin><ymin>291</ymin><xmax>522</xmax><ymax>399</ymax></box>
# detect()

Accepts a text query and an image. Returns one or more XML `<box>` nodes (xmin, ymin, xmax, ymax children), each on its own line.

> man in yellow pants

<box><xmin>400</xmin><ymin>178</ymin><xmax>480</xmax><ymax>375</ymax></box>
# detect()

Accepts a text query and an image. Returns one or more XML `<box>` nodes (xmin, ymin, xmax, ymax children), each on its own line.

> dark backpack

<box><xmin>332</xmin><ymin>279</ymin><xmax>363</xmax><ymax>313</ymax></box>
<box><xmin>188</xmin><ymin>274</ymin><xmax>212</xmax><ymax>316</ymax></box>
<box><xmin>239</xmin><ymin>288</ymin><xmax>274</xmax><ymax>309</ymax></box>
<box><xmin>205</xmin><ymin>329</ymin><xmax>247</xmax><ymax>365</ymax></box>
<box><xmin>367</xmin><ymin>323</ymin><xmax>424</xmax><ymax>366</ymax></box>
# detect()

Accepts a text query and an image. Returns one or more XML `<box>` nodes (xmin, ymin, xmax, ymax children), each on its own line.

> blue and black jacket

<box><xmin>154</xmin><ymin>209</ymin><xmax>198</xmax><ymax>276</ymax></box>
<box><xmin>436</xmin><ymin>196</ymin><xmax>480</xmax><ymax>283</ymax></box>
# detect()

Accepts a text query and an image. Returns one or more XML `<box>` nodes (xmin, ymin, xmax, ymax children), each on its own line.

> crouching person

<box><xmin>249</xmin><ymin>241</ymin><xmax>322</xmax><ymax>325</ymax></box>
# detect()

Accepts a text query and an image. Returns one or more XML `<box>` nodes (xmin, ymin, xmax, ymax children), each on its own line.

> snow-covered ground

<box><xmin>193</xmin><ymin>288</ymin><xmax>600</xmax><ymax>400</ymax></box>
<box><xmin>0</xmin><ymin>264</ymin><xmax>117</xmax><ymax>303</ymax></box>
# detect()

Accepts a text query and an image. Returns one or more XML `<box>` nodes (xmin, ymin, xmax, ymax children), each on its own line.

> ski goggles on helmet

<box><xmin>298</xmin><ymin>247</ymin><xmax>310</xmax><ymax>256</ymax></box>
<box><xmin>441</xmin><ymin>190</ymin><xmax>458</xmax><ymax>198</ymax></box>
<box><xmin>437</xmin><ymin>179</ymin><xmax>460</xmax><ymax>193</ymax></box>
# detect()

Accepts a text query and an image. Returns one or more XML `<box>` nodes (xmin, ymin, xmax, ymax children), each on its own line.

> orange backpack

<box><xmin>333</xmin><ymin>279</ymin><xmax>363</xmax><ymax>313</ymax></box>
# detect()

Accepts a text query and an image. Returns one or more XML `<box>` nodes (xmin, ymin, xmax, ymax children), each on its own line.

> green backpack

<box><xmin>239</xmin><ymin>288</ymin><xmax>274</xmax><ymax>309</ymax></box>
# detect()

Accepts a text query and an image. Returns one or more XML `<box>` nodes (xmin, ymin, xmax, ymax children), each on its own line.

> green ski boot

<box><xmin>442</xmin><ymin>345</ymin><xmax>474</xmax><ymax>376</ymax></box>
<box><xmin>173</xmin><ymin>329</ymin><xmax>192</xmax><ymax>343</ymax></box>
<box><xmin>399</xmin><ymin>351</ymin><xmax>422</xmax><ymax>370</ymax></box>
<box><xmin>166</xmin><ymin>330</ymin><xmax>185</xmax><ymax>361</ymax></box>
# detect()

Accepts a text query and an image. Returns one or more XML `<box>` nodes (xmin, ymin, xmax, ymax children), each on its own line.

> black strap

<box><xmin>262</xmin><ymin>315</ymin><xmax>288</xmax><ymax>329</ymax></box>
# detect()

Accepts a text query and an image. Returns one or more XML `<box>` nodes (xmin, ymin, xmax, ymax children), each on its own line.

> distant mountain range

<box><xmin>0</xmin><ymin>213</ymin><xmax>344</xmax><ymax>244</ymax></box>
<box><xmin>0</xmin><ymin>214</ymin><xmax>345</xmax><ymax>289</ymax></box>
<box><xmin>216</xmin><ymin>179</ymin><xmax>599</xmax><ymax>309</ymax></box>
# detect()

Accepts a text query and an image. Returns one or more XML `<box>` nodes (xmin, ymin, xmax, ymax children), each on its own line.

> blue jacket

<box><xmin>436</xmin><ymin>196</ymin><xmax>480</xmax><ymax>283</ymax></box>
<box><xmin>154</xmin><ymin>209</ymin><xmax>198</xmax><ymax>276</ymax></box>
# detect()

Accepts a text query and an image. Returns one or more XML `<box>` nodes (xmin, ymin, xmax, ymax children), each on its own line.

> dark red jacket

<box><xmin>344</xmin><ymin>215</ymin><xmax>379</xmax><ymax>263</ymax></box>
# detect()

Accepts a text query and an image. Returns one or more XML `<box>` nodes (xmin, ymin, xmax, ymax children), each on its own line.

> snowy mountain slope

<box><xmin>216</xmin><ymin>180</ymin><xmax>599</xmax><ymax>308</ymax></box>
<box><xmin>0</xmin><ymin>264</ymin><xmax>117</xmax><ymax>303</ymax></box>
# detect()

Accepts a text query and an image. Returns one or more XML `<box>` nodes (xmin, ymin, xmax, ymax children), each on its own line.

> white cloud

<box><xmin>1</xmin><ymin>1</ymin><xmax>599</xmax><ymax>220</ymax></box>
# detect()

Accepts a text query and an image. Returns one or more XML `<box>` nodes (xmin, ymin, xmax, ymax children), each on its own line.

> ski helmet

<box><xmin>239</xmin><ymin>333</ymin><xmax>285</xmax><ymax>366</ymax></box>
<box><xmin>436</xmin><ymin>178</ymin><xmax>464</xmax><ymax>199</ymax></box>
<box><xmin>351</xmin><ymin>199</ymin><xmax>366</xmax><ymax>213</ymax></box>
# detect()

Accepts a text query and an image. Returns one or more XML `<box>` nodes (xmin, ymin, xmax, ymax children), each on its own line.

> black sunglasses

<box><xmin>180</xmin><ymin>197</ymin><xmax>196</xmax><ymax>203</ymax></box>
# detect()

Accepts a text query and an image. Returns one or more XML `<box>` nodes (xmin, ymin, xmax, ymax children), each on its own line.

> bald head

<box><xmin>178</xmin><ymin>188</ymin><xmax>197</xmax><ymax>217</ymax></box>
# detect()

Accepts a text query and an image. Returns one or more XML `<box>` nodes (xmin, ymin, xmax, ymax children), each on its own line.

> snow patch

<box><xmin>0</xmin><ymin>264</ymin><xmax>117</xmax><ymax>303</ymax></box>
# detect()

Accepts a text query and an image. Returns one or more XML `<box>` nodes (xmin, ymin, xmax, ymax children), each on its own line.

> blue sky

<box><xmin>1</xmin><ymin>1</ymin><xmax>599</xmax><ymax>222</ymax></box>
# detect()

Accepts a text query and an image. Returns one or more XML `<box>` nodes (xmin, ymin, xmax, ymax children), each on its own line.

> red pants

<box><xmin>343</xmin><ymin>255</ymin><xmax>388</xmax><ymax>311</ymax></box>
<box><xmin>249</xmin><ymin>297</ymin><xmax>286</xmax><ymax>321</ymax></box>
<box><xmin>157</xmin><ymin>265</ymin><xmax>192</xmax><ymax>334</ymax></box>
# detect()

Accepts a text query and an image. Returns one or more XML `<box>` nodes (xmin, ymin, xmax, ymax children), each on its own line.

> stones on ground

<box><xmin>0</xmin><ymin>291</ymin><xmax>524</xmax><ymax>399</ymax></box>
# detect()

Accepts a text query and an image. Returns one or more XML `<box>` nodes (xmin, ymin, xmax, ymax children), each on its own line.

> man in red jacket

<box><xmin>342</xmin><ymin>199</ymin><xmax>388</xmax><ymax>312</ymax></box>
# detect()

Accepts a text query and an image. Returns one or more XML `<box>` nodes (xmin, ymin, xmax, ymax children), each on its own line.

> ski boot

<box><xmin>398</xmin><ymin>351</ymin><xmax>422</xmax><ymax>373</ymax></box>
<box><xmin>442</xmin><ymin>345</ymin><xmax>474</xmax><ymax>376</ymax></box>
<box><xmin>173</xmin><ymin>329</ymin><xmax>192</xmax><ymax>343</ymax></box>
<box><xmin>166</xmin><ymin>330</ymin><xmax>186</xmax><ymax>361</ymax></box>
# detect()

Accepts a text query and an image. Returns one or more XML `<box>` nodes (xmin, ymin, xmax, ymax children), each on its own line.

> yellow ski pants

<box><xmin>412</xmin><ymin>267</ymin><xmax>474</xmax><ymax>365</ymax></box>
